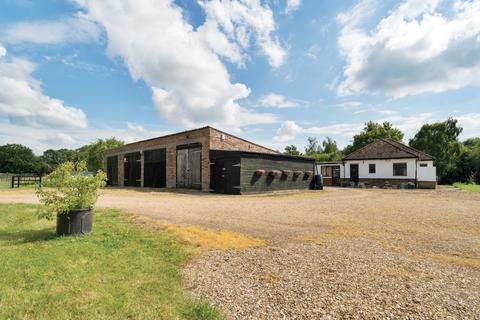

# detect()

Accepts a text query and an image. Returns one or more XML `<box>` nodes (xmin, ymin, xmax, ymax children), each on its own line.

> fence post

<box><xmin>17</xmin><ymin>176</ymin><xmax>19</xmax><ymax>188</ymax></box>
<box><xmin>39</xmin><ymin>176</ymin><xmax>42</xmax><ymax>187</ymax></box>
<box><xmin>11</xmin><ymin>176</ymin><xmax>14</xmax><ymax>189</ymax></box>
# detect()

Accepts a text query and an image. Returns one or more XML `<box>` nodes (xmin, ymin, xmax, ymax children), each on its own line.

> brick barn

<box><xmin>105</xmin><ymin>126</ymin><xmax>315</xmax><ymax>194</ymax></box>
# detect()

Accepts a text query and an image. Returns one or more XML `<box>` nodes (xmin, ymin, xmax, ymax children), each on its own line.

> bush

<box><xmin>36</xmin><ymin>162</ymin><xmax>107</xmax><ymax>219</ymax></box>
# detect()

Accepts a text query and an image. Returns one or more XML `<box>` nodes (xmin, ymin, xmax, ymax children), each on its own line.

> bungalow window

<box><xmin>393</xmin><ymin>163</ymin><xmax>407</xmax><ymax>176</ymax></box>
<box><xmin>369</xmin><ymin>164</ymin><xmax>376</xmax><ymax>174</ymax></box>
<box><xmin>419</xmin><ymin>163</ymin><xmax>428</xmax><ymax>167</ymax></box>
<box><xmin>321</xmin><ymin>166</ymin><xmax>332</xmax><ymax>177</ymax></box>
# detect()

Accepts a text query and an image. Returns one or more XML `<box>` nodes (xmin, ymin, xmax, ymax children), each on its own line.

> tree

<box><xmin>322</xmin><ymin>137</ymin><xmax>338</xmax><ymax>154</ymax></box>
<box><xmin>463</xmin><ymin>137</ymin><xmax>480</xmax><ymax>149</ymax></box>
<box><xmin>304</xmin><ymin>137</ymin><xmax>322</xmax><ymax>155</ymax></box>
<box><xmin>42</xmin><ymin>148</ymin><xmax>79</xmax><ymax>172</ymax></box>
<box><xmin>284</xmin><ymin>145</ymin><xmax>302</xmax><ymax>156</ymax></box>
<box><xmin>77</xmin><ymin>138</ymin><xmax>124</xmax><ymax>172</ymax></box>
<box><xmin>0</xmin><ymin>144</ymin><xmax>47</xmax><ymax>174</ymax></box>
<box><xmin>409</xmin><ymin>118</ymin><xmax>463</xmax><ymax>184</ymax></box>
<box><xmin>452</xmin><ymin>138</ymin><xmax>480</xmax><ymax>184</ymax></box>
<box><xmin>344</xmin><ymin>121</ymin><xmax>404</xmax><ymax>155</ymax></box>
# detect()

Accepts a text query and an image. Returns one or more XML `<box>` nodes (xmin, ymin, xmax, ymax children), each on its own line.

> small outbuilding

<box><xmin>316</xmin><ymin>138</ymin><xmax>437</xmax><ymax>189</ymax></box>
<box><xmin>105</xmin><ymin>126</ymin><xmax>315</xmax><ymax>194</ymax></box>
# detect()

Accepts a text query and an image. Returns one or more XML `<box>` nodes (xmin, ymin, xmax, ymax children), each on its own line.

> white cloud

<box><xmin>337</xmin><ymin>0</ymin><xmax>480</xmax><ymax>97</ymax></box>
<box><xmin>457</xmin><ymin>113</ymin><xmax>480</xmax><ymax>139</ymax></box>
<box><xmin>336</xmin><ymin>101</ymin><xmax>362</xmax><ymax>109</ymax></box>
<box><xmin>0</xmin><ymin>119</ymin><xmax>170</xmax><ymax>154</ymax></box>
<box><xmin>285</xmin><ymin>0</ymin><xmax>301</xmax><ymax>14</ymax></box>
<box><xmin>258</xmin><ymin>93</ymin><xmax>299</xmax><ymax>108</ymax></box>
<box><xmin>75</xmin><ymin>0</ymin><xmax>277</xmax><ymax>130</ymax></box>
<box><xmin>0</xmin><ymin>44</ymin><xmax>88</xmax><ymax>129</ymax></box>
<box><xmin>274</xmin><ymin>120</ymin><xmax>362</xmax><ymax>142</ymax></box>
<box><xmin>306</xmin><ymin>44</ymin><xmax>321</xmax><ymax>60</ymax></box>
<box><xmin>42</xmin><ymin>133</ymin><xmax>76</xmax><ymax>146</ymax></box>
<box><xmin>1</xmin><ymin>14</ymin><xmax>101</xmax><ymax>44</ymax></box>
<box><xmin>199</xmin><ymin>0</ymin><xmax>287</xmax><ymax>68</ymax></box>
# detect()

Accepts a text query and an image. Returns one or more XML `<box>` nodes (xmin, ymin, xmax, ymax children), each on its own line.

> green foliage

<box><xmin>36</xmin><ymin>162</ymin><xmax>107</xmax><ymax>219</ymax></box>
<box><xmin>304</xmin><ymin>137</ymin><xmax>323</xmax><ymax>155</ymax></box>
<box><xmin>77</xmin><ymin>138</ymin><xmax>124</xmax><ymax>172</ymax></box>
<box><xmin>42</xmin><ymin>148</ymin><xmax>79</xmax><ymax>171</ymax></box>
<box><xmin>344</xmin><ymin>121</ymin><xmax>404</xmax><ymax>155</ymax></box>
<box><xmin>322</xmin><ymin>137</ymin><xmax>338</xmax><ymax>154</ymax></box>
<box><xmin>284</xmin><ymin>145</ymin><xmax>302</xmax><ymax>156</ymax></box>
<box><xmin>453</xmin><ymin>183</ymin><xmax>480</xmax><ymax>192</ymax></box>
<box><xmin>301</xmin><ymin>137</ymin><xmax>343</xmax><ymax>161</ymax></box>
<box><xmin>453</xmin><ymin>140</ymin><xmax>480</xmax><ymax>184</ymax></box>
<box><xmin>409</xmin><ymin>118</ymin><xmax>463</xmax><ymax>184</ymax></box>
<box><xmin>0</xmin><ymin>144</ymin><xmax>47</xmax><ymax>174</ymax></box>
<box><xmin>0</xmin><ymin>203</ymin><xmax>222</xmax><ymax>319</ymax></box>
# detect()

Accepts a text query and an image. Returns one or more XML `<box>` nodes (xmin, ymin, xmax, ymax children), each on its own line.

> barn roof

<box><xmin>343</xmin><ymin>138</ymin><xmax>434</xmax><ymax>161</ymax></box>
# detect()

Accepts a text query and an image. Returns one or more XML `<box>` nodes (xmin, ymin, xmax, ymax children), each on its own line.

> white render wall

<box><xmin>345</xmin><ymin>158</ymin><xmax>416</xmax><ymax>180</ymax></box>
<box><xmin>417</xmin><ymin>161</ymin><xmax>436</xmax><ymax>182</ymax></box>
<box><xmin>319</xmin><ymin>159</ymin><xmax>437</xmax><ymax>182</ymax></box>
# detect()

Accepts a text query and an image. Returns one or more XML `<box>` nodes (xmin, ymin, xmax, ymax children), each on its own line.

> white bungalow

<box><xmin>316</xmin><ymin>138</ymin><xmax>436</xmax><ymax>189</ymax></box>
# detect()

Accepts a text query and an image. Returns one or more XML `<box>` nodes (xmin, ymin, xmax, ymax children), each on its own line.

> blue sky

<box><xmin>0</xmin><ymin>0</ymin><xmax>479</xmax><ymax>154</ymax></box>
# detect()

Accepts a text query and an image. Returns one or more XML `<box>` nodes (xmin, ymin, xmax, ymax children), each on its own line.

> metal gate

<box><xmin>176</xmin><ymin>145</ymin><xmax>201</xmax><ymax>189</ymax></box>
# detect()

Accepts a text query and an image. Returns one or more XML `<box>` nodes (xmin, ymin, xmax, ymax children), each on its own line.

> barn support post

<box><xmin>117</xmin><ymin>153</ymin><xmax>125</xmax><ymax>187</ymax></box>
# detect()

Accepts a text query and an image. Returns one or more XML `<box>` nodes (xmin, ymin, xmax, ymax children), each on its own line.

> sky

<box><xmin>0</xmin><ymin>0</ymin><xmax>479</xmax><ymax>154</ymax></box>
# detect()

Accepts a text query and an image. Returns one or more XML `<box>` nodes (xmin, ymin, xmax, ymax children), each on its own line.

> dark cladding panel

<box><xmin>106</xmin><ymin>155</ymin><xmax>118</xmax><ymax>185</ymax></box>
<box><xmin>210</xmin><ymin>150</ymin><xmax>314</xmax><ymax>194</ymax></box>
<box><xmin>124</xmin><ymin>152</ymin><xmax>141</xmax><ymax>187</ymax></box>
<box><xmin>144</xmin><ymin>148</ymin><xmax>166</xmax><ymax>188</ymax></box>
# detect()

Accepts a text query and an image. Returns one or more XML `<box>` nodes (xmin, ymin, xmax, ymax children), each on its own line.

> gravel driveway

<box><xmin>1</xmin><ymin>187</ymin><xmax>479</xmax><ymax>319</ymax></box>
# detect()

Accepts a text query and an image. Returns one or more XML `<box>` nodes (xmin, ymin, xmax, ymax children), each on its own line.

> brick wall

<box><xmin>209</xmin><ymin>128</ymin><xmax>278</xmax><ymax>154</ymax></box>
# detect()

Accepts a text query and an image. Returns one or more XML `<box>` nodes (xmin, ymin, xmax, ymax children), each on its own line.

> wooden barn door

<box><xmin>176</xmin><ymin>145</ymin><xmax>201</xmax><ymax>189</ymax></box>
<box><xmin>124</xmin><ymin>152</ymin><xmax>141</xmax><ymax>187</ymax></box>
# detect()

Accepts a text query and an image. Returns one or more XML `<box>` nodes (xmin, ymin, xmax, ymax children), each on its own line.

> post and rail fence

<box><xmin>10</xmin><ymin>175</ymin><xmax>42</xmax><ymax>188</ymax></box>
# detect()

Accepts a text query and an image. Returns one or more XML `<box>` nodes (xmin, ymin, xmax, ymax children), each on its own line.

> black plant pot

<box><xmin>56</xmin><ymin>208</ymin><xmax>93</xmax><ymax>236</ymax></box>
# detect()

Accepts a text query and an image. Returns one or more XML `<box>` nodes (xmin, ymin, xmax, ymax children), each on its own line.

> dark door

<box><xmin>144</xmin><ymin>149</ymin><xmax>166</xmax><ymax>188</ymax></box>
<box><xmin>350</xmin><ymin>164</ymin><xmax>359</xmax><ymax>183</ymax></box>
<box><xmin>176</xmin><ymin>146</ymin><xmax>201</xmax><ymax>189</ymax></box>
<box><xmin>211</xmin><ymin>158</ymin><xmax>240</xmax><ymax>194</ymax></box>
<box><xmin>124</xmin><ymin>152</ymin><xmax>141</xmax><ymax>187</ymax></box>
<box><xmin>106</xmin><ymin>156</ymin><xmax>118</xmax><ymax>185</ymax></box>
<box><xmin>332</xmin><ymin>165</ymin><xmax>340</xmax><ymax>185</ymax></box>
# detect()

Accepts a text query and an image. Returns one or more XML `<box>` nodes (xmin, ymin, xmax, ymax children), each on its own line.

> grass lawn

<box><xmin>0</xmin><ymin>179</ymin><xmax>10</xmax><ymax>189</ymax></box>
<box><xmin>453</xmin><ymin>183</ymin><xmax>480</xmax><ymax>192</ymax></box>
<box><xmin>0</xmin><ymin>203</ymin><xmax>221</xmax><ymax>320</ymax></box>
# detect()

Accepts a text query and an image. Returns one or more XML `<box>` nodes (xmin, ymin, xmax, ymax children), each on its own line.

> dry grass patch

<box><xmin>134</xmin><ymin>215</ymin><xmax>265</xmax><ymax>251</ymax></box>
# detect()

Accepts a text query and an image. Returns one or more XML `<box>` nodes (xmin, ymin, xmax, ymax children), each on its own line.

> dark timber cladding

<box><xmin>210</xmin><ymin>150</ymin><xmax>315</xmax><ymax>194</ymax></box>
<box><xmin>144</xmin><ymin>148</ymin><xmax>166</xmax><ymax>188</ymax></box>
<box><xmin>124</xmin><ymin>152</ymin><xmax>141</xmax><ymax>187</ymax></box>
<box><xmin>106</xmin><ymin>155</ymin><xmax>118</xmax><ymax>185</ymax></box>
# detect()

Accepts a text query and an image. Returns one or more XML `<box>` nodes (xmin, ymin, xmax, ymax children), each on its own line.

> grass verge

<box><xmin>0</xmin><ymin>203</ymin><xmax>221</xmax><ymax>320</ymax></box>
<box><xmin>453</xmin><ymin>183</ymin><xmax>480</xmax><ymax>192</ymax></box>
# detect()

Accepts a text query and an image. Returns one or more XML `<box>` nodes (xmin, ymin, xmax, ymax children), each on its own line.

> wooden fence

<box><xmin>10</xmin><ymin>175</ymin><xmax>42</xmax><ymax>188</ymax></box>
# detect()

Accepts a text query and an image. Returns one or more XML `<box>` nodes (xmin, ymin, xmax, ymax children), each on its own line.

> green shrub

<box><xmin>36</xmin><ymin>161</ymin><xmax>107</xmax><ymax>219</ymax></box>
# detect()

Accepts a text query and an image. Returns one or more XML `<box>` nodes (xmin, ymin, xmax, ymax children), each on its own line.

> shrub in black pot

<box><xmin>36</xmin><ymin>161</ymin><xmax>107</xmax><ymax>236</ymax></box>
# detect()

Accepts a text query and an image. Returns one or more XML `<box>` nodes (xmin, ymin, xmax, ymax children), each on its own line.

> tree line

<box><xmin>0</xmin><ymin>138</ymin><xmax>124</xmax><ymax>175</ymax></box>
<box><xmin>283</xmin><ymin>118</ymin><xmax>480</xmax><ymax>184</ymax></box>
